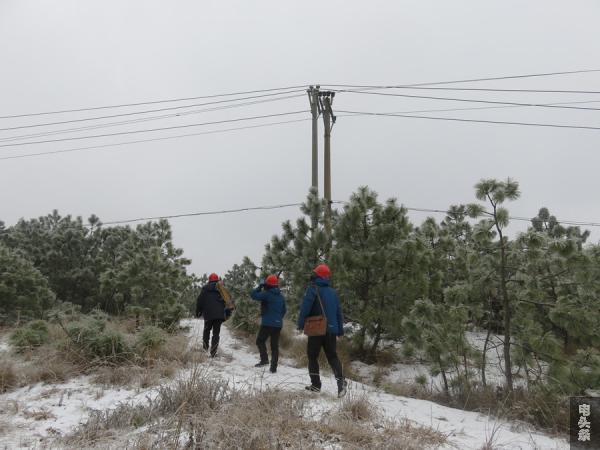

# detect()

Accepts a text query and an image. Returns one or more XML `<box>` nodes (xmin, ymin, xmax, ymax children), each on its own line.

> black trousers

<box><xmin>256</xmin><ymin>325</ymin><xmax>281</xmax><ymax>368</ymax></box>
<box><xmin>307</xmin><ymin>334</ymin><xmax>344</xmax><ymax>388</ymax></box>
<box><xmin>203</xmin><ymin>319</ymin><xmax>224</xmax><ymax>356</ymax></box>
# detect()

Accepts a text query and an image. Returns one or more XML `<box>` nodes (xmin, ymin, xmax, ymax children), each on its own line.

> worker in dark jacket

<box><xmin>250</xmin><ymin>274</ymin><xmax>286</xmax><ymax>373</ymax></box>
<box><xmin>297</xmin><ymin>264</ymin><xmax>347</xmax><ymax>397</ymax></box>
<box><xmin>196</xmin><ymin>273</ymin><xmax>230</xmax><ymax>357</ymax></box>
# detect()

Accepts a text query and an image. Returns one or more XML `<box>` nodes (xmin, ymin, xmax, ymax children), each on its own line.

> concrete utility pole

<box><xmin>320</xmin><ymin>91</ymin><xmax>335</xmax><ymax>234</ymax></box>
<box><xmin>307</xmin><ymin>85</ymin><xmax>320</xmax><ymax>193</ymax></box>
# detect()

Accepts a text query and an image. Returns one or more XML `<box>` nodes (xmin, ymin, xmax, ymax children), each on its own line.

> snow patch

<box><xmin>0</xmin><ymin>320</ymin><xmax>568</xmax><ymax>449</ymax></box>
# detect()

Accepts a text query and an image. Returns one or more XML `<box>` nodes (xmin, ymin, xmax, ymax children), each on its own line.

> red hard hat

<box><xmin>208</xmin><ymin>273</ymin><xmax>219</xmax><ymax>282</ymax></box>
<box><xmin>265</xmin><ymin>274</ymin><xmax>279</xmax><ymax>287</ymax></box>
<box><xmin>313</xmin><ymin>264</ymin><xmax>331</xmax><ymax>279</ymax></box>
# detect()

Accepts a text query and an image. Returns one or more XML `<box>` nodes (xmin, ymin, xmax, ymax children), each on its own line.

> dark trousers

<box><xmin>307</xmin><ymin>334</ymin><xmax>344</xmax><ymax>388</ymax></box>
<box><xmin>256</xmin><ymin>325</ymin><xmax>281</xmax><ymax>368</ymax></box>
<box><xmin>203</xmin><ymin>319</ymin><xmax>224</xmax><ymax>356</ymax></box>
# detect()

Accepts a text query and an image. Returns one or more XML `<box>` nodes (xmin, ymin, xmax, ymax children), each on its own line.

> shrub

<box><xmin>154</xmin><ymin>301</ymin><xmax>187</xmax><ymax>331</ymax></box>
<box><xmin>65</xmin><ymin>318</ymin><xmax>129</xmax><ymax>362</ymax></box>
<box><xmin>10</xmin><ymin>320</ymin><xmax>50</xmax><ymax>351</ymax></box>
<box><xmin>134</xmin><ymin>326</ymin><xmax>166</xmax><ymax>357</ymax></box>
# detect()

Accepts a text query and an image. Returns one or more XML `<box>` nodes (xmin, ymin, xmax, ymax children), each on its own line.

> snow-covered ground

<box><xmin>0</xmin><ymin>320</ymin><xmax>567</xmax><ymax>449</ymax></box>
<box><xmin>0</xmin><ymin>337</ymin><xmax>9</xmax><ymax>354</ymax></box>
<box><xmin>351</xmin><ymin>331</ymin><xmax>527</xmax><ymax>392</ymax></box>
<box><xmin>0</xmin><ymin>377</ymin><xmax>141</xmax><ymax>449</ymax></box>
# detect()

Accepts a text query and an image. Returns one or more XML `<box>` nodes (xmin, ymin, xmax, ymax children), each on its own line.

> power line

<box><xmin>333</xmin><ymin>90</ymin><xmax>600</xmax><ymax>112</ymax></box>
<box><xmin>405</xmin><ymin>207</ymin><xmax>600</xmax><ymax>228</ymax></box>
<box><xmin>4</xmin><ymin>68</ymin><xmax>599</xmax><ymax>122</ymax></box>
<box><xmin>95</xmin><ymin>203</ymin><xmax>307</xmax><ymax>226</ymax></box>
<box><xmin>87</xmin><ymin>200</ymin><xmax>600</xmax><ymax>229</ymax></box>
<box><xmin>510</xmin><ymin>216</ymin><xmax>600</xmax><ymax>227</ymax></box>
<box><xmin>11</xmin><ymin>91</ymin><xmax>600</xmax><ymax>145</ymax></box>
<box><xmin>338</xmin><ymin>109</ymin><xmax>600</xmax><ymax>131</ymax></box>
<box><xmin>334</xmin><ymin>202</ymin><xmax>600</xmax><ymax>228</ymax></box>
<box><xmin>0</xmin><ymin>89</ymin><xmax>306</xmax><ymax>132</ymax></box>
<box><xmin>6</xmin><ymin>100</ymin><xmax>600</xmax><ymax>161</ymax></box>
<box><xmin>373</xmin><ymin>87</ymin><xmax>600</xmax><ymax>95</ymax></box>
<box><xmin>0</xmin><ymin>85</ymin><xmax>309</xmax><ymax>120</ymax></box>
<box><xmin>0</xmin><ymin>110</ymin><xmax>309</xmax><ymax>149</ymax></box>
<box><xmin>321</xmin><ymin>69</ymin><xmax>600</xmax><ymax>90</ymax></box>
<box><xmin>0</xmin><ymin>93</ymin><xmax>305</xmax><ymax>143</ymax></box>
<box><xmin>0</xmin><ymin>117</ymin><xmax>311</xmax><ymax>161</ymax></box>
<box><xmin>337</xmin><ymin>100</ymin><xmax>600</xmax><ymax>117</ymax></box>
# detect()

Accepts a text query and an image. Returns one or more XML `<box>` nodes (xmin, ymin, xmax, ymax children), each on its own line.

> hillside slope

<box><xmin>0</xmin><ymin>319</ymin><xmax>568</xmax><ymax>449</ymax></box>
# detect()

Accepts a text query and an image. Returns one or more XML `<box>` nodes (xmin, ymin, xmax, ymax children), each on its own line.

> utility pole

<box><xmin>320</xmin><ymin>91</ymin><xmax>335</xmax><ymax>234</ymax></box>
<box><xmin>307</xmin><ymin>86</ymin><xmax>320</xmax><ymax>193</ymax></box>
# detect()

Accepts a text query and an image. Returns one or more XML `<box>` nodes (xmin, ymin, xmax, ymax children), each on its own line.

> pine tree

<box><xmin>0</xmin><ymin>243</ymin><xmax>56</xmax><ymax>323</ymax></box>
<box><xmin>224</xmin><ymin>257</ymin><xmax>260</xmax><ymax>333</ymax></box>
<box><xmin>332</xmin><ymin>186</ymin><xmax>424</xmax><ymax>360</ymax></box>
<box><xmin>467</xmin><ymin>178</ymin><xmax>520</xmax><ymax>391</ymax></box>
<box><xmin>262</xmin><ymin>187</ymin><xmax>331</xmax><ymax>315</ymax></box>
<box><xmin>403</xmin><ymin>298</ymin><xmax>477</xmax><ymax>396</ymax></box>
<box><xmin>2</xmin><ymin>212</ymin><xmax>194</xmax><ymax>322</ymax></box>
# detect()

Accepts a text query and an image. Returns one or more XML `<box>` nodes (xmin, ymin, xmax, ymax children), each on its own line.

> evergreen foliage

<box><xmin>331</xmin><ymin>187</ymin><xmax>423</xmax><ymax>360</ymax></box>
<box><xmin>262</xmin><ymin>187</ymin><xmax>331</xmax><ymax>313</ymax></box>
<box><xmin>3</xmin><ymin>178</ymin><xmax>600</xmax><ymax>402</ymax></box>
<box><xmin>0</xmin><ymin>212</ymin><xmax>193</xmax><ymax>324</ymax></box>
<box><xmin>224</xmin><ymin>257</ymin><xmax>260</xmax><ymax>333</ymax></box>
<box><xmin>228</xmin><ymin>179</ymin><xmax>600</xmax><ymax>399</ymax></box>
<box><xmin>10</xmin><ymin>320</ymin><xmax>50</xmax><ymax>351</ymax></box>
<box><xmin>64</xmin><ymin>316</ymin><xmax>129</xmax><ymax>362</ymax></box>
<box><xmin>135</xmin><ymin>326</ymin><xmax>167</xmax><ymax>356</ymax></box>
<box><xmin>0</xmin><ymin>243</ymin><xmax>55</xmax><ymax>323</ymax></box>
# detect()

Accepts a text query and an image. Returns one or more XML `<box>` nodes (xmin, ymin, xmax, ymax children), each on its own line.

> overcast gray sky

<box><xmin>1</xmin><ymin>0</ymin><xmax>600</xmax><ymax>277</ymax></box>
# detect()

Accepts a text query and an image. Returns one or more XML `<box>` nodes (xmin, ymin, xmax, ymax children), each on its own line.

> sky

<box><xmin>1</xmin><ymin>0</ymin><xmax>600</xmax><ymax>277</ymax></box>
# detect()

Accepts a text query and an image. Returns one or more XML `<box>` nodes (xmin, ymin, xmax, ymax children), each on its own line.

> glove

<box><xmin>258</xmin><ymin>279</ymin><xmax>266</xmax><ymax>289</ymax></box>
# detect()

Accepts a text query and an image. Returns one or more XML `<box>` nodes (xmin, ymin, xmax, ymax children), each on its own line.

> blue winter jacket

<box><xmin>250</xmin><ymin>286</ymin><xmax>287</xmax><ymax>328</ymax></box>
<box><xmin>297</xmin><ymin>278</ymin><xmax>344</xmax><ymax>336</ymax></box>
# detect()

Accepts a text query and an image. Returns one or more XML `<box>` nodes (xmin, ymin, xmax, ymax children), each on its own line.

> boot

<box><xmin>255</xmin><ymin>361</ymin><xmax>269</xmax><ymax>368</ymax></box>
<box><xmin>305</xmin><ymin>385</ymin><xmax>321</xmax><ymax>392</ymax></box>
<box><xmin>270</xmin><ymin>363</ymin><xmax>277</xmax><ymax>374</ymax></box>
<box><xmin>337</xmin><ymin>379</ymin><xmax>348</xmax><ymax>398</ymax></box>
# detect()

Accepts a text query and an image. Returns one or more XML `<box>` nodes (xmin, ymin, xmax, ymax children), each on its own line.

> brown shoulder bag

<box><xmin>303</xmin><ymin>286</ymin><xmax>327</xmax><ymax>337</ymax></box>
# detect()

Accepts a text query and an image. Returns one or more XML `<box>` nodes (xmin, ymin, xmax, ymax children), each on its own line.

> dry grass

<box><xmin>382</xmin><ymin>379</ymin><xmax>569</xmax><ymax>434</ymax></box>
<box><xmin>0</xmin><ymin>419</ymin><xmax>10</xmax><ymax>436</ymax></box>
<box><xmin>317</xmin><ymin>416</ymin><xmax>449</xmax><ymax>450</ymax></box>
<box><xmin>372</xmin><ymin>366</ymin><xmax>390</xmax><ymax>386</ymax></box>
<box><xmin>374</xmin><ymin>346</ymin><xmax>400</xmax><ymax>367</ymax></box>
<box><xmin>92</xmin><ymin>365</ymin><xmax>144</xmax><ymax>387</ymax></box>
<box><xmin>0</xmin><ymin>361</ymin><xmax>17</xmax><ymax>393</ymax></box>
<box><xmin>22</xmin><ymin>408</ymin><xmax>56</xmax><ymax>421</ymax></box>
<box><xmin>382</xmin><ymin>381</ymin><xmax>434</xmax><ymax>401</ymax></box>
<box><xmin>67</xmin><ymin>365</ymin><xmax>448</xmax><ymax>450</ymax></box>
<box><xmin>22</xmin><ymin>350</ymin><xmax>78</xmax><ymax>383</ymax></box>
<box><xmin>66</xmin><ymin>364</ymin><xmax>231</xmax><ymax>446</ymax></box>
<box><xmin>1</xmin><ymin>319</ymin><xmax>201</xmax><ymax>393</ymax></box>
<box><xmin>198</xmin><ymin>389</ymin><xmax>310</xmax><ymax>449</ymax></box>
<box><xmin>338</xmin><ymin>391</ymin><xmax>378</xmax><ymax>421</ymax></box>
<box><xmin>480</xmin><ymin>417</ymin><xmax>503</xmax><ymax>450</ymax></box>
<box><xmin>0</xmin><ymin>347</ymin><xmax>77</xmax><ymax>393</ymax></box>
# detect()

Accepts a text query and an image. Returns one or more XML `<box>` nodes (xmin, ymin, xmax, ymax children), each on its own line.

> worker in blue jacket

<box><xmin>250</xmin><ymin>274</ymin><xmax>286</xmax><ymax>373</ymax></box>
<box><xmin>297</xmin><ymin>264</ymin><xmax>347</xmax><ymax>398</ymax></box>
